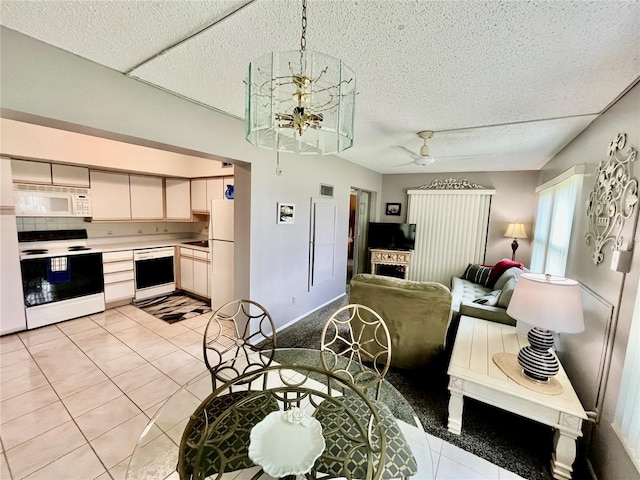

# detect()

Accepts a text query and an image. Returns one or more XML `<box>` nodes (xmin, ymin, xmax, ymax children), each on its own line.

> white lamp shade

<box><xmin>505</xmin><ymin>222</ymin><xmax>528</xmax><ymax>239</ymax></box>
<box><xmin>506</xmin><ymin>273</ymin><xmax>584</xmax><ymax>333</ymax></box>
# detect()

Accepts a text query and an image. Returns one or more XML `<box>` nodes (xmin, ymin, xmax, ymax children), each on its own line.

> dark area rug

<box><xmin>276</xmin><ymin>295</ymin><xmax>590</xmax><ymax>480</ymax></box>
<box><xmin>135</xmin><ymin>293</ymin><xmax>211</xmax><ymax>324</ymax></box>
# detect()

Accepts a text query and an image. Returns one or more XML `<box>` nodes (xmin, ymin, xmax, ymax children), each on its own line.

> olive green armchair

<box><xmin>349</xmin><ymin>273</ymin><xmax>453</xmax><ymax>369</ymax></box>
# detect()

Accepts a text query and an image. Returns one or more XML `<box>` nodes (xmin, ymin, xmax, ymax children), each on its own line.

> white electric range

<box><xmin>18</xmin><ymin>229</ymin><xmax>105</xmax><ymax>329</ymax></box>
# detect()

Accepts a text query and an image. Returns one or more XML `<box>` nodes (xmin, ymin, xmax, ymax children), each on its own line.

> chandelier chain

<box><xmin>300</xmin><ymin>0</ymin><xmax>307</xmax><ymax>72</ymax></box>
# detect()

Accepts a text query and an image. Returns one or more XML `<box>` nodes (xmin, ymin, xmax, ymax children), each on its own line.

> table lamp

<box><xmin>504</xmin><ymin>222</ymin><xmax>528</xmax><ymax>260</ymax></box>
<box><xmin>506</xmin><ymin>273</ymin><xmax>584</xmax><ymax>383</ymax></box>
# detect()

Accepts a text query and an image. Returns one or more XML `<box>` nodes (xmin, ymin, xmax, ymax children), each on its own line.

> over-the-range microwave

<box><xmin>13</xmin><ymin>183</ymin><xmax>92</xmax><ymax>217</ymax></box>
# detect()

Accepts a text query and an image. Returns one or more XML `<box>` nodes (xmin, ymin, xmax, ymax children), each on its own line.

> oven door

<box><xmin>21</xmin><ymin>252</ymin><xmax>105</xmax><ymax>307</ymax></box>
<box><xmin>134</xmin><ymin>248</ymin><xmax>176</xmax><ymax>300</ymax></box>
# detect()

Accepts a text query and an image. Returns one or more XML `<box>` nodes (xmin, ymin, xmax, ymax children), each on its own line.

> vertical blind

<box><xmin>530</xmin><ymin>172</ymin><xmax>583</xmax><ymax>276</ymax></box>
<box><xmin>613</xmin><ymin>275</ymin><xmax>640</xmax><ymax>473</ymax></box>
<box><xmin>407</xmin><ymin>190</ymin><xmax>494</xmax><ymax>285</ymax></box>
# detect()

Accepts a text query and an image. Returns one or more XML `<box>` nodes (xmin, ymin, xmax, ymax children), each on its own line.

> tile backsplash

<box><xmin>16</xmin><ymin>217</ymin><xmax>206</xmax><ymax>238</ymax></box>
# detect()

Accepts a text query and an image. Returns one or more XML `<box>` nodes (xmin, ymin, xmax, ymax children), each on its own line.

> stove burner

<box><xmin>68</xmin><ymin>246</ymin><xmax>91</xmax><ymax>251</ymax></box>
<box><xmin>23</xmin><ymin>249</ymin><xmax>48</xmax><ymax>255</ymax></box>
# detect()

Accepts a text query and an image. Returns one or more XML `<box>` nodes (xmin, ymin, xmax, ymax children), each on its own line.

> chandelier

<box><xmin>245</xmin><ymin>0</ymin><xmax>356</xmax><ymax>155</ymax></box>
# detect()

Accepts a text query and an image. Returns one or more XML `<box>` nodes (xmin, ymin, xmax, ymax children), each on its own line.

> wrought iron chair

<box><xmin>187</xmin><ymin>299</ymin><xmax>278</xmax><ymax>477</ymax></box>
<box><xmin>203</xmin><ymin>298</ymin><xmax>277</xmax><ymax>390</ymax></box>
<box><xmin>179</xmin><ymin>364</ymin><xmax>387</xmax><ymax>480</ymax></box>
<box><xmin>316</xmin><ymin>303</ymin><xmax>418</xmax><ymax>479</ymax></box>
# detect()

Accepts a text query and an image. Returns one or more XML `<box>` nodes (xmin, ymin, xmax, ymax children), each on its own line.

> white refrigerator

<box><xmin>209</xmin><ymin>199</ymin><xmax>234</xmax><ymax>310</ymax></box>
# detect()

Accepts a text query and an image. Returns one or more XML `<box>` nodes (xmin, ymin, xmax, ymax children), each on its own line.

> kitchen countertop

<box><xmin>88</xmin><ymin>236</ymin><xmax>210</xmax><ymax>253</ymax></box>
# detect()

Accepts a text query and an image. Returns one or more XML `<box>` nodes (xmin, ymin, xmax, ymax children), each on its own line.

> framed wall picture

<box><xmin>385</xmin><ymin>202</ymin><xmax>401</xmax><ymax>216</ymax></box>
<box><xmin>277</xmin><ymin>202</ymin><xmax>295</xmax><ymax>224</ymax></box>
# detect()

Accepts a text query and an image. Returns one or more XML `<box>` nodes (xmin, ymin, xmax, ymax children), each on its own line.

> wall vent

<box><xmin>320</xmin><ymin>184</ymin><xmax>334</xmax><ymax>197</ymax></box>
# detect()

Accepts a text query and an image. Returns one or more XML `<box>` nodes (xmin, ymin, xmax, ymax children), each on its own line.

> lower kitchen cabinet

<box><xmin>103</xmin><ymin>250</ymin><xmax>135</xmax><ymax>305</ymax></box>
<box><xmin>179</xmin><ymin>247</ymin><xmax>210</xmax><ymax>299</ymax></box>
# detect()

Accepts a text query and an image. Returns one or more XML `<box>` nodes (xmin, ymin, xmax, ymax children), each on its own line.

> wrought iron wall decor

<box><xmin>417</xmin><ymin>178</ymin><xmax>487</xmax><ymax>190</ymax></box>
<box><xmin>585</xmin><ymin>133</ymin><xmax>638</xmax><ymax>265</ymax></box>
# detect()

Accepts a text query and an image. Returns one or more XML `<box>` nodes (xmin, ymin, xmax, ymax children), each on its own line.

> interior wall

<box><xmin>249</xmin><ymin>153</ymin><xmax>381</xmax><ymax>329</ymax></box>
<box><xmin>381</xmin><ymin>171</ymin><xmax>540</xmax><ymax>268</ymax></box>
<box><xmin>0</xmin><ymin>27</ymin><xmax>383</xmax><ymax>331</ymax></box>
<box><xmin>538</xmin><ymin>82</ymin><xmax>640</xmax><ymax>480</ymax></box>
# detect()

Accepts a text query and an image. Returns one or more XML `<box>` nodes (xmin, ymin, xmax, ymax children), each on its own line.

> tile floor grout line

<box><xmin>8</xmin><ymin>324</ymin><xmax>116</xmax><ymax>480</ymax></box>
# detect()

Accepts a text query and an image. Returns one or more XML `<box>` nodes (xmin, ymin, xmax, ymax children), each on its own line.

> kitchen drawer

<box><xmin>103</xmin><ymin>260</ymin><xmax>134</xmax><ymax>274</ymax></box>
<box><xmin>180</xmin><ymin>247</ymin><xmax>193</xmax><ymax>257</ymax></box>
<box><xmin>104</xmin><ymin>270</ymin><xmax>134</xmax><ymax>284</ymax></box>
<box><xmin>193</xmin><ymin>250</ymin><xmax>209</xmax><ymax>261</ymax></box>
<box><xmin>103</xmin><ymin>250</ymin><xmax>134</xmax><ymax>262</ymax></box>
<box><xmin>104</xmin><ymin>281</ymin><xmax>135</xmax><ymax>302</ymax></box>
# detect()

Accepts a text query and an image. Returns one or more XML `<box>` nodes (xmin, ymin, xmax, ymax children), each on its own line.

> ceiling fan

<box><xmin>393</xmin><ymin>130</ymin><xmax>490</xmax><ymax>167</ymax></box>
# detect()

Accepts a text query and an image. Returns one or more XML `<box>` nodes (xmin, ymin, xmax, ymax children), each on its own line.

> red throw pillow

<box><xmin>487</xmin><ymin>259</ymin><xmax>524</xmax><ymax>287</ymax></box>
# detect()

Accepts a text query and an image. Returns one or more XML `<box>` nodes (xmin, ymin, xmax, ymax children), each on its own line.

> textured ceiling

<box><xmin>1</xmin><ymin>0</ymin><xmax>639</xmax><ymax>173</ymax></box>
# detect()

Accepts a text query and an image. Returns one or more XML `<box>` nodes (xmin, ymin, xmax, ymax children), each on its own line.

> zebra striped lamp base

<box><xmin>517</xmin><ymin>327</ymin><xmax>559</xmax><ymax>383</ymax></box>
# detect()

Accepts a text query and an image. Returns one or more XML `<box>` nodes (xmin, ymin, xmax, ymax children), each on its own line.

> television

<box><xmin>367</xmin><ymin>222</ymin><xmax>416</xmax><ymax>251</ymax></box>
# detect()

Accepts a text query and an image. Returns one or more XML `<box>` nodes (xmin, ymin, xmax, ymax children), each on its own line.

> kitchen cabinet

<box><xmin>102</xmin><ymin>250</ymin><xmax>135</xmax><ymax>305</ymax></box>
<box><xmin>130</xmin><ymin>174</ymin><xmax>164</xmax><ymax>220</ymax></box>
<box><xmin>51</xmin><ymin>164</ymin><xmax>90</xmax><ymax>187</ymax></box>
<box><xmin>11</xmin><ymin>159</ymin><xmax>51</xmax><ymax>184</ymax></box>
<box><xmin>206</xmin><ymin>177</ymin><xmax>223</xmax><ymax>205</ymax></box>
<box><xmin>180</xmin><ymin>253</ymin><xmax>195</xmax><ymax>293</ymax></box>
<box><xmin>191</xmin><ymin>179</ymin><xmax>207</xmax><ymax>212</ymax></box>
<box><xmin>179</xmin><ymin>247</ymin><xmax>210</xmax><ymax>298</ymax></box>
<box><xmin>90</xmin><ymin>171</ymin><xmax>131</xmax><ymax>221</ymax></box>
<box><xmin>192</xmin><ymin>176</ymin><xmax>232</xmax><ymax>213</ymax></box>
<box><xmin>165</xmin><ymin>178</ymin><xmax>191</xmax><ymax>220</ymax></box>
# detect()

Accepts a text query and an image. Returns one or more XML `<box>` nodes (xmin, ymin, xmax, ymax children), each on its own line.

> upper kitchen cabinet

<box><xmin>90</xmin><ymin>170</ymin><xmax>131</xmax><ymax>221</ymax></box>
<box><xmin>11</xmin><ymin>159</ymin><xmax>51</xmax><ymax>184</ymax></box>
<box><xmin>165</xmin><ymin>178</ymin><xmax>191</xmax><ymax>220</ymax></box>
<box><xmin>192</xmin><ymin>177</ymin><xmax>232</xmax><ymax>213</ymax></box>
<box><xmin>130</xmin><ymin>174</ymin><xmax>164</xmax><ymax>220</ymax></box>
<box><xmin>206</xmin><ymin>177</ymin><xmax>223</xmax><ymax>204</ymax></box>
<box><xmin>191</xmin><ymin>178</ymin><xmax>207</xmax><ymax>212</ymax></box>
<box><xmin>51</xmin><ymin>164</ymin><xmax>90</xmax><ymax>187</ymax></box>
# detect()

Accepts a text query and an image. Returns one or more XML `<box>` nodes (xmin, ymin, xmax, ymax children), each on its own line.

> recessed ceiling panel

<box><xmin>0</xmin><ymin>0</ymin><xmax>638</xmax><ymax>173</ymax></box>
<box><xmin>0</xmin><ymin>0</ymin><xmax>252</xmax><ymax>72</ymax></box>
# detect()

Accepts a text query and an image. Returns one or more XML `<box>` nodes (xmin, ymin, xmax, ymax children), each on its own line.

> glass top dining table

<box><xmin>125</xmin><ymin>347</ymin><xmax>430</xmax><ymax>480</ymax></box>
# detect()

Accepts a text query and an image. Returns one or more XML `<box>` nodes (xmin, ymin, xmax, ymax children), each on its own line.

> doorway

<box><xmin>347</xmin><ymin>188</ymin><xmax>373</xmax><ymax>283</ymax></box>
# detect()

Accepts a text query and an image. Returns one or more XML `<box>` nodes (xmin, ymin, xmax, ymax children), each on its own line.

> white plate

<box><xmin>248</xmin><ymin>411</ymin><xmax>325</xmax><ymax>477</ymax></box>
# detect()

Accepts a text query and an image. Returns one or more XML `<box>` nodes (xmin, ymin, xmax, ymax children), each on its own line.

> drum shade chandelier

<box><xmin>245</xmin><ymin>0</ymin><xmax>356</xmax><ymax>155</ymax></box>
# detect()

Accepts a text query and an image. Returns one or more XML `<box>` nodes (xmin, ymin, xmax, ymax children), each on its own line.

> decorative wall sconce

<box><xmin>585</xmin><ymin>133</ymin><xmax>638</xmax><ymax>265</ymax></box>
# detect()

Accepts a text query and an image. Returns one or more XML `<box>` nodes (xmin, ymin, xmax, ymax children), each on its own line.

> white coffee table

<box><xmin>447</xmin><ymin>316</ymin><xmax>587</xmax><ymax>480</ymax></box>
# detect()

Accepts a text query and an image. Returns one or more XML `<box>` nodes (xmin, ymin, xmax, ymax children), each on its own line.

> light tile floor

<box><xmin>0</xmin><ymin>304</ymin><xmax>525</xmax><ymax>480</ymax></box>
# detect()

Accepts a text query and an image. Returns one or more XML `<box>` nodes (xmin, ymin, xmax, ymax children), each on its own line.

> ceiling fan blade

<box><xmin>393</xmin><ymin>145</ymin><xmax>421</xmax><ymax>160</ymax></box>
<box><xmin>437</xmin><ymin>153</ymin><xmax>492</xmax><ymax>159</ymax></box>
<box><xmin>393</xmin><ymin>161</ymin><xmax>417</xmax><ymax>167</ymax></box>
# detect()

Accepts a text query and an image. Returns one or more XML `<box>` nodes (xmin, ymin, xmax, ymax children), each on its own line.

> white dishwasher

<box><xmin>134</xmin><ymin>247</ymin><xmax>176</xmax><ymax>300</ymax></box>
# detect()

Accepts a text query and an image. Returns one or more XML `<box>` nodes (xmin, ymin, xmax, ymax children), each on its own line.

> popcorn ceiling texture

<box><xmin>1</xmin><ymin>1</ymin><xmax>638</xmax><ymax>173</ymax></box>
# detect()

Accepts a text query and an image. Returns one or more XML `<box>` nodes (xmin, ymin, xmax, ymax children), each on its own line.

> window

<box><xmin>530</xmin><ymin>168</ymin><xmax>584</xmax><ymax>276</ymax></box>
<box><xmin>612</xmin><ymin>275</ymin><xmax>640</xmax><ymax>473</ymax></box>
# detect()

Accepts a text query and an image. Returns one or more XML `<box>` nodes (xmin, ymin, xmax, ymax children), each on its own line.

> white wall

<box><xmin>0</xmin><ymin>27</ymin><xmax>383</xmax><ymax>330</ymax></box>
<box><xmin>538</xmin><ymin>82</ymin><xmax>640</xmax><ymax>480</ymax></box>
<box><xmin>381</xmin><ymin>171</ymin><xmax>540</xmax><ymax>269</ymax></box>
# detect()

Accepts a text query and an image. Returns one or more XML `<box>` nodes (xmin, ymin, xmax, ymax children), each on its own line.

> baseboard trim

<box><xmin>275</xmin><ymin>293</ymin><xmax>347</xmax><ymax>334</ymax></box>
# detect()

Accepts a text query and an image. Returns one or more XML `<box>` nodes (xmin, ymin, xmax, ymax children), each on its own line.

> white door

<box><xmin>309</xmin><ymin>199</ymin><xmax>337</xmax><ymax>289</ymax></box>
